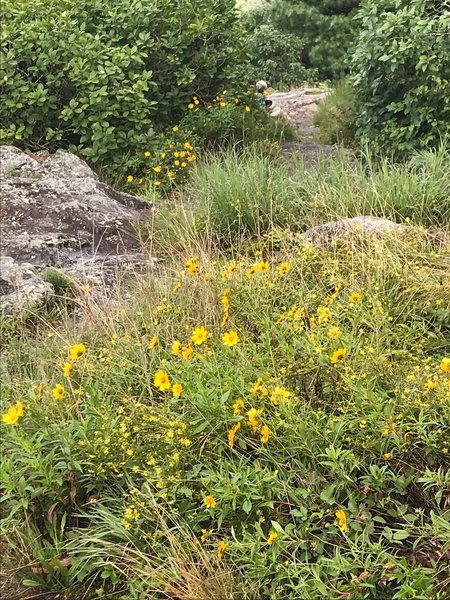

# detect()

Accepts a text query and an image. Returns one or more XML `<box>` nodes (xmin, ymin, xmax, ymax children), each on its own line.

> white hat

<box><xmin>255</xmin><ymin>80</ymin><xmax>268</xmax><ymax>93</ymax></box>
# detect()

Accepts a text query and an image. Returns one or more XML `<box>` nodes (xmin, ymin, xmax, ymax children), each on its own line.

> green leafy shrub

<box><xmin>313</xmin><ymin>80</ymin><xmax>355</xmax><ymax>145</ymax></box>
<box><xmin>122</xmin><ymin>93</ymin><xmax>297</xmax><ymax>193</ymax></box>
<box><xmin>243</xmin><ymin>21</ymin><xmax>314</xmax><ymax>88</ymax></box>
<box><xmin>0</xmin><ymin>0</ymin><xmax>246</xmax><ymax>165</ymax></box>
<box><xmin>351</xmin><ymin>0</ymin><xmax>450</xmax><ymax>158</ymax></box>
<box><xmin>268</xmin><ymin>0</ymin><xmax>360</xmax><ymax>80</ymax></box>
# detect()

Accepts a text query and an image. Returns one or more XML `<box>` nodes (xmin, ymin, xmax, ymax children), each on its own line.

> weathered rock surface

<box><xmin>301</xmin><ymin>216</ymin><xmax>403</xmax><ymax>246</ymax></box>
<box><xmin>267</xmin><ymin>87</ymin><xmax>330</xmax><ymax>126</ymax></box>
<box><xmin>0</xmin><ymin>256</ymin><xmax>54</xmax><ymax>314</ymax></box>
<box><xmin>0</xmin><ymin>146</ymin><xmax>154</xmax><ymax>313</ymax></box>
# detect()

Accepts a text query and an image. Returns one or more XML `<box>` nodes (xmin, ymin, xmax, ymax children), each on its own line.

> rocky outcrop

<box><xmin>0</xmin><ymin>146</ymin><xmax>154</xmax><ymax>313</ymax></box>
<box><xmin>267</xmin><ymin>87</ymin><xmax>330</xmax><ymax>127</ymax></box>
<box><xmin>0</xmin><ymin>256</ymin><xmax>54</xmax><ymax>314</ymax></box>
<box><xmin>301</xmin><ymin>216</ymin><xmax>403</xmax><ymax>246</ymax></box>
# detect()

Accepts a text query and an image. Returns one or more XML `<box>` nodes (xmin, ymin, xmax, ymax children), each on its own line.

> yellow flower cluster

<box><xmin>2</xmin><ymin>401</ymin><xmax>24</xmax><ymax>425</ymax></box>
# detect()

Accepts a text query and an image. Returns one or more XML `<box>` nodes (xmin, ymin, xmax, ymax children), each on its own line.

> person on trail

<box><xmin>256</xmin><ymin>80</ymin><xmax>268</xmax><ymax>94</ymax></box>
<box><xmin>255</xmin><ymin>80</ymin><xmax>272</xmax><ymax>109</ymax></box>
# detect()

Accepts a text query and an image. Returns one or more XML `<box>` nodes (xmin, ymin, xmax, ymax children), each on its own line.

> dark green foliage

<box><xmin>243</xmin><ymin>21</ymin><xmax>313</xmax><ymax>88</ymax></box>
<box><xmin>269</xmin><ymin>0</ymin><xmax>360</xmax><ymax>80</ymax></box>
<box><xmin>0</xmin><ymin>0</ymin><xmax>246</xmax><ymax>165</ymax></box>
<box><xmin>351</xmin><ymin>0</ymin><xmax>450</xmax><ymax>158</ymax></box>
<box><xmin>179</xmin><ymin>98</ymin><xmax>297</xmax><ymax>150</ymax></box>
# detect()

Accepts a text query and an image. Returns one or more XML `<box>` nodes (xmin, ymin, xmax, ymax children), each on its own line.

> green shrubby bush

<box><xmin>243</xmin><ymin>20</ymin><xmax>314</xmax><ymax>88</ymax></box>
<box><xmin>351</xmin><ymin>0</ymin><xmax>450</xmax><ymax>158</ymax></box>
<box><xmin>121</xmin><ymin>94</ymin><xmax>297</xmax><ymax>193</ymax></box>
<box><xmin>268</xmin><ymin>0</ymin><xmax>360</xmax><ymax>80</ymax></box>
<box><xmin>0</xmin><ymin>0</ymin><xmax>246</xmax><ymax>165</ymax></box>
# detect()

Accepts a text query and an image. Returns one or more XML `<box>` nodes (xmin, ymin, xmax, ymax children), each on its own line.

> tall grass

<box><xmin>146</xmin><ymin>143</ymin><xmax>450</xmax><ymax>254</ymax></box>
<box><xmin>313</xmin><ymin>79</ymin><xmax>355</xmax><ymax>145</ymax></box>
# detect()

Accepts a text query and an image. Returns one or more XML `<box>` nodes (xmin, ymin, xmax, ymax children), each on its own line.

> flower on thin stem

<box><xmin>335</xmin><ymin>509</ymin><xmax>348</xmax><ymax>532</ymax></box>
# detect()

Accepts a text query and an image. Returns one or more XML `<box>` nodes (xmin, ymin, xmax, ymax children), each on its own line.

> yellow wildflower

<box><xmin>330</xmin><ymin>348</ymin><xmax>347</xmax><ymax>364</ymax></box>
<box><xmin>182</xmin><ymin>346</ymin><xmax>193</xmax><ymax>361</ymax></box>
<box><xmin>261</xmin><ymin>424</ymin><xmax>271</xmax><ymax>444</ymax></box>
<box><xmin>257</xmin><ymin>261</ymin><xmax>270</xmax><ymax>273</ymax></box>
<box><xmin>127</xmin><ymin>175</ymin><xmax>133</xmax><ymax>183</ymax></box>
<box><xmin>275</xmin><ymin>313</ymin><xmax>285</xmax><ymax>325</ymax></box>
<box><xmin>63</xmin><ymin>362</ymin><xmax>73</xmax><ymax>377</ymax></box>
<box><xmin>270</xmin><ymin>386</ymin><xmax>291</xmax><ymax>405</ymax></box>
<box><xmin>191</xmin><ymin>326</ymin><xmax>210</xmax><ymax>346</ymax></box>
<box><xmin>153</xmin><ymin>180</ymin><xmax>161</xmax><ymax>186</ymax></box>
<box><xmin>247</xmin><ymin>407</ymin><xmax>263</xmax><ymax>427</ymax></box>
<box><xmin>217</xmin><ymin>540</ymin><xmax>227</xmax><ymax>560</ymax></box>
<box><xmin>228</xmin><ymin>422</ymin><xmax>241</xmax><ymax>448</ymax></box>
<box><xmin>153</xmin><ymin>165</ymin><xmax>162</xmax><ymax>173</ymax></box>
<box><xmin>154</xmin><ymin>370</ymin><xmax>171</xmax><ymax>391</ymax></box>
<box><xmin>244</xmin><ymin>106</ymin><xmax>251</xmax><ymax>112</ymax></box>
<box><xmin>348</xmin><ymin>291</ymin><xmax>363</xmax><ymax>303</ymax></box>
<box><xmin>200</xmin><ymin>529</ymin><xmax>209</xmax><ymax>543</ymax></box>
<box><xmin>52</xmin><ymin>384</ymin><xmax>65</xmax><ymax>399</ymax></box>
<box><xmin>327</xmin><ymin>326</ymin><xmax>342</xmax><ymax>340</ymax></box>
<box><xmin>335</xmin><ymin>509</ymin><xmax>348</xmax><ymax>532</ymax></box>
<box><xmin>222</xmin><ymin>330</ymin><xmax>239</xmax><ymax>347</ymax></box>
<box><xmin>70</xmin><ymin>343</ymin><xmax>86</xmax><ymax>361</ymax></box>
<box><xmin>172</xmin><ymin>383</ymin><xmax>183</xmax><ymax>397</ymax></box>
<box><xmin>277</xmin><ymin>262</ymin><xmax>290</xmax><ymax>276</ymax></box>
<box><xmin>204</xmin><ymin>496</ymin><xmax>217</xmax><ymax>509</ymax></box>
<box><xmin>148</xmin><ymin>336</ymin><xmax>158</xmax><ymax>349</ymax></box>
<box><xmin>233</xmin><ymin>398</ymin><xmax>244</xmax><ymax>415</ymax></box>
<box><xmin>2</xmin><ymin>402</ymin><xmax>24</xmax><ymax>425</ymax></box>
<box><xmin>440</xmin><ymin>357</ymin><xmax>450</xmax><ymax>372</ymax></box>
<box><xmin>171</xmin><ymin>340</ymin><xmax>181</xmax><ymax>356</ymax></box>
<box><xmin>222</xmin><ymin>263</ymin><xmax>237</xmax><ymax>279</ymax></box>
<box><xmin>144</xmin><ymin>151</ymin><xmax>151</xmax><ymax>157</ymax></box>
<box><xmin>267</xmin><ymin>531</ymin><xmax>278</xmax><ymax>545</ymax></box>
<box><xmin>423</xmin><ymin>379</ymin><xmax>437</xmax><ymax>393</ymax></box>
<box><xmin>186</xmin><ymin>256</ymin><xmax>199</xmax><ymax>276</ymax></box>
<box><xmin>246</xmin><ymin>265</ymin><xmax>257</xmax><ymax>278</ymax></box>
<box><xmin>251</xmin><ymin>377</ymin><xmax>268</xmax><ymax>397</ymax></box>
<box><xmin>317</xmin><ymin>305</ymin><xmax>331</xmax><ymax>323</ymax></box>
<box><xmin>172</xmin><ymin>125</ymin><xmax>179</xmax><ymax>132</ymax></box>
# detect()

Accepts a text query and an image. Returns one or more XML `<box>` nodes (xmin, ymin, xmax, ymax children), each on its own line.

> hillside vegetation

<box><xmin>1</xmin><ymin>0</ymin><xmax>449</xmax><ymax>598</ymax></box>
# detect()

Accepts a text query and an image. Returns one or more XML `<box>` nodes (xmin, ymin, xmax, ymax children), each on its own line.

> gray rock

<box><xmin>0</xmin><ymin>256</ymin><xmax>54</xmax><ymax>314</ymax></box>
<box><xmin>0</xmin><ymin>146</ymin><xmax>155</xmax><ymax>313</ymax></box>
<box><xmin>267</xmin><ymin>87</ymin><xmax>330</xmax><ymax>126</ymax></box>
<box><xmin>301</xmin><ymin>216</ymin><xmax>403</xmax><ymax>246</ymax></box>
